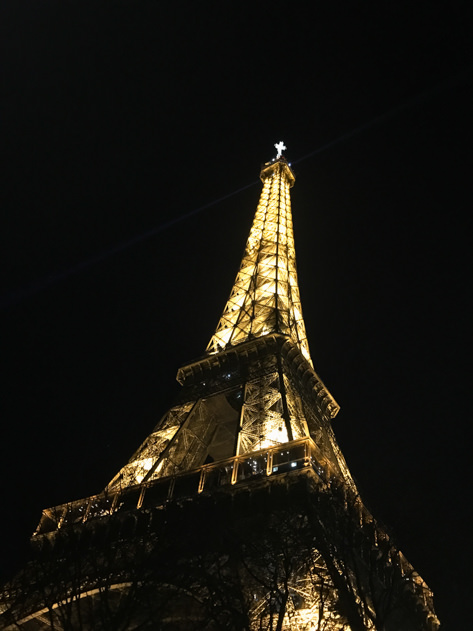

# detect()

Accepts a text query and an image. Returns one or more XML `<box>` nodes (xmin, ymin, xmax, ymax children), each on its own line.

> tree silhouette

<box><xmin>1</xmin><ymin>476</ymin><xmax>437</xmax><ymax>630</ymax></box>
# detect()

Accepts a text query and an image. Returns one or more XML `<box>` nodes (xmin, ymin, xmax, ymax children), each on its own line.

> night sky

<box><xmin>1</xmin><ymin>2</ymin><xmax>471</xmax><ymax>629</ymax></box>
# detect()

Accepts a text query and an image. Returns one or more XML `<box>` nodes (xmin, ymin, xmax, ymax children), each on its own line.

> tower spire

<box><xmin>207</xmin><ymin>146</ymin><xmax>312</xmax><ymax>366</ymax></box>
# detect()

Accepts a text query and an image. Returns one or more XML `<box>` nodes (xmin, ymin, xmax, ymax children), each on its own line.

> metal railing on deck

<box><xmin>36</xmin><ymin>437</ymin><xmax>334</xmax><ymax>535</ymax></box>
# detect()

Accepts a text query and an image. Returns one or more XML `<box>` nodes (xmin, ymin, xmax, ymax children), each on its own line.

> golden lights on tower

<box><xmin>102</xmin><ymin>147</ymin><xmax>344</xmax><ymax>494</ymax></box>
<box><xmin>206</xmin><ymin>156</ymin><xmax>312</xmax><ymax>367</ymax></box>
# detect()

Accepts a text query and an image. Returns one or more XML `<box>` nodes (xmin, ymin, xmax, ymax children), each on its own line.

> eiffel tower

<box><xmin>1</xmin><ymin>146</ymin><xmax>439</xmax><ymax>630</ymax></box>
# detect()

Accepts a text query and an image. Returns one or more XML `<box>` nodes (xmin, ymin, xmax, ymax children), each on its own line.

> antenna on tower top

<box><xmin>274</xmin><ymin>141</ymin><xmax>286</xmax><ymax>159</ymax></box>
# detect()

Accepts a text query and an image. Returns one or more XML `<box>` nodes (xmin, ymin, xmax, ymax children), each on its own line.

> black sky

<box><xmin>1</xmin><ymin>2</ymin><xmax>471</xmax><ymax>628</ymax></box>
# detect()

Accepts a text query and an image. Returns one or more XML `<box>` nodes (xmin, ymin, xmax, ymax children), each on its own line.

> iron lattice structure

<box><xmin>206</xmin><ymin>160</ymin><xmax>310</xmax><ymax>363</ymax></box>
<box><xmin>0</xmin><ymin>151</ymin><xmax>440</xmax><ymax>631</ymax></box>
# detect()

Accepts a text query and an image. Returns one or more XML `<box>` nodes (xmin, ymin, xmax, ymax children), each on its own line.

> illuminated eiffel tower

<box><xmin>1</xmin><ymin>145</ymin><xmax>439</xmax><ymax>631</ymax></box>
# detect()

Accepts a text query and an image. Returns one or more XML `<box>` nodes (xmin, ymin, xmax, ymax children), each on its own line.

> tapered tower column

<box><xmin>207</xmin><ymin>157</ymin><xmax>312</xmax><ymax>366</ymax></box>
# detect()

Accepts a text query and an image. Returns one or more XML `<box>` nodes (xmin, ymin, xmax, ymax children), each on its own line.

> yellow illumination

<box><xmin>206</xmin><ymin>159</ymin><xmax>312</xmax><ymax>367</ymax></box>
<box><xmin>106</xmin><ymin>405</ymin><xmax>192</xmax><ymax>491</ymax></box>
<box><xmin>104</xmin><ymin>158</ymin><xmax>340</xmax><ymax>494</ymax></box>
<box><xmin>134</xmin><ymin>458</ymin><xmax>153</xmax><ymax>484</ymax></box>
